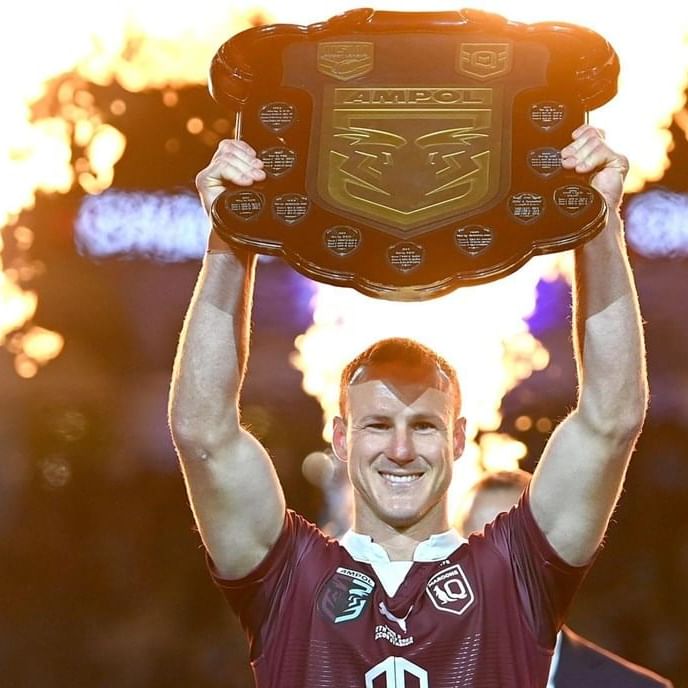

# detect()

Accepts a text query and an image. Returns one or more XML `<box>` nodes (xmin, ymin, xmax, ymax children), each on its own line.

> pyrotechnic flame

<box><xmin>0</xmin><ymin>2</ymin><xmax>268</xmax><ymax>374</ymax></box>
<box><xmin>0</xmin><ymin>226</ymin><xmax>64</xmax><ymax>377</ymax></box>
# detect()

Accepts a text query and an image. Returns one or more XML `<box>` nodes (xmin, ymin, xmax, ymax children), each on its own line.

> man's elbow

<box><xmin>618</xmin><ymin>380</ymin><xmax>649</xmax><ymax>439</ymax></box>
<box><xmin>168</xmin><ymin>402</ymin><xmax>240</xmax><ymax>463</ymax></box>
<box><xmin>581</xmin><ymin>385</ymin><xmax>648</xmax><ymax>447</ymax></box>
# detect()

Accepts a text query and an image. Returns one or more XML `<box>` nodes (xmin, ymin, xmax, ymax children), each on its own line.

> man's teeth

<box><xmin>381</xmin><ymin>473</ymin><xmax>421</xmax><ymax>483</ymax></box>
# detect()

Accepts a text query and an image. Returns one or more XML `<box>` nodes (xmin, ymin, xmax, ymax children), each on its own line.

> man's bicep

<box><xmin>179</xmin><ymin>428</ymin><xmax>286</xmax><ymax>579</ymax></box>
<box><xmin>530</xmin><ymin>411</ymin><xmax>630</xmax><ymax>566</ymax></box>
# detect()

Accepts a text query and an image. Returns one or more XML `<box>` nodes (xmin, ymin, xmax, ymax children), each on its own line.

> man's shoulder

<box><xmin>213</xmin><ymin>510</ymin><xmax>344</xmax><ymax>587</ymax></box>
<box><xmin>558</xmin><ymin>626</ymin><xmax>673</xmax><ymax>687</ymax></box>
<box><xmin>283</xmin><ymin>509</ymin><xmax>344</xmax><ymax>555</ymax></box>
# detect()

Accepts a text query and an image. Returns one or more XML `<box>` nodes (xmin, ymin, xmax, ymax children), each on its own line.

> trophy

<box><xmin>209</xmin><ymin>8</ymin><xmax>619</xmax><ymax>300</ymax></box>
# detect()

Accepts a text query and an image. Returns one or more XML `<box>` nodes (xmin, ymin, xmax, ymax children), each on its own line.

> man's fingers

<box><xmin>562</xmin><ymin>137</ymin><xmax>608</xmax><ymax>172</ymax></box>
<box><xmin>211</xmin><ymin>140</ymin><xmax>264</xmax><ymax>175</ymax></box>
<box><xmin>202</xmin><ymin>140</ymin><xmax>266</xmax><ymax>184</ymax></box>
<box><xmin>558</xmin><ymin>126</ymin><xmax>629</xmax><ymax>207</ymax></box>
<box><xmin>561</xmin><ymin>127</ymin><xmax>627</xmax><ymax>176</ymax></box>
<box><xmin>195</xmin><ymin>139</ymin><xmax>267</xmax><ymax>213</ymax></box>
<box><xmin>212</xmin><ymin>138</ymin><xmax>262</xmax><ymax>166</ymax></box>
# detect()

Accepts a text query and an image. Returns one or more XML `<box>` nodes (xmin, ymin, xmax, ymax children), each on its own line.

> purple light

<box><xmin>625</xmin><ymin>189</ymin><xmax>688</xmax><ymax>258</ymax></box>
<box><xmin>75</xmin><ymin>190</ymin><xmax>208</xmax><ymax>261</ymax></box>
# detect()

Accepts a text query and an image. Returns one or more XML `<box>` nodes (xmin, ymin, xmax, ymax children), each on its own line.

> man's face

<box><xmin>460</xmin><ymin>486</ymin><xmax>522</xmax><ymax>536</ymax></box>
<box><xmin>333</xmin><ymin>362</ymin><xmax>465</xmax><ymax>534</ymax></box>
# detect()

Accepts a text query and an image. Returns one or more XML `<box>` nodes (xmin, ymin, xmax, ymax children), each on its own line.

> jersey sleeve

<box><xmin>483</xmin><ymin>484</ymin><xmax>596</xmax><ymax>649</ymax></box>
<box><xmin>206</xmin><ymin>509</ymin><xmax>326</xmax><ymax>660</ymax></box>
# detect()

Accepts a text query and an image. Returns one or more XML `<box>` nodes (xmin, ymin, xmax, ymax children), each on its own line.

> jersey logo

<box><xmin>318</xmin><ymin>567</ymin><xmax>375</xmax><ymax>624</ymax></box>
<box><xmin>378</xmin><ymin>601</ymin><xmax>413</xmax><ymax>633</ymax></box>
<box><xmin>425</xmin><ymin>564</ymin><xmax>475</xmax><ymax>616</ymax></box>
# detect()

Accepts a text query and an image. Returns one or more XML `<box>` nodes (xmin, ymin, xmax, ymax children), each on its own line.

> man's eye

<box><xmin>414</xmin><ymin>422</ymin><xmax>436</xmax><ymax>432</ymax></box>
<box><xmin>367</xmin><ymin>422</ymin><xmax>390</xmax><ymax>431</ymax></box>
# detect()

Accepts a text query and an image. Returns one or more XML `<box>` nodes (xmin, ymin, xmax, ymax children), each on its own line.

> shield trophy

<box><xmin>209</xmin><ymin>8</ymin><xmax>619</xmax><ymax>300</ymax></box>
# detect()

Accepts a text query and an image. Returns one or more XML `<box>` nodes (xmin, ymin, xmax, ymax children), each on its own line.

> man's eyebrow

<box><xmin>411</xmin><ymin>410</ymin><xmax>444</xmax><ymax>419</ymax></box>
<box><xmin>351</xmin><ymin>417</ymin><xmax>384</xmax><ymax>430</ymax></box>
<box><xmin>409</xmin><ymin>412</ymin><xmax>448</xmax><ymax>426</ymax></box>
<box><xmin>357</xmin><ymin>413</ymin><xmax>387</xmax><ymax>420</ymax></box>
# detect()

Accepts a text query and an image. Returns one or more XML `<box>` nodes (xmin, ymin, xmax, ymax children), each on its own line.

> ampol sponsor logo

<box><xmin>318</xmin><ymin>567</ymin><xmax>375</xmax><ymax>624</ymax></box>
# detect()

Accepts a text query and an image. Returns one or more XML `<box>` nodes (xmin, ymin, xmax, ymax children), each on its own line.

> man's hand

<box><xmin>195</xmin><ymin>139</ymin><xmax>266</xmax><ymax>215</ymax></box>
<box><xmin>560</xmin><ymin>125</ymin><xmax>629</xmax><ymax>210</ymax></box>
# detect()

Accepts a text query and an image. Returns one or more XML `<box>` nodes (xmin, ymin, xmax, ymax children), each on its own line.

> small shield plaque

<box><xmin>318</xmin><ymin>41</ymin><xmax>374</xmax><ymax>81</ymax></box>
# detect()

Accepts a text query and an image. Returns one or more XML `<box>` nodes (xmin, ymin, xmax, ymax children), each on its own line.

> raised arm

<box><xmin>530</xmin><ymin>126</ymin><xmax>648</xmax><ymax>565</ymax></box>
<box><xmin>168</xmin><ymin>140</ymin><xmax>285</xmax><ymax>579</ymax></box>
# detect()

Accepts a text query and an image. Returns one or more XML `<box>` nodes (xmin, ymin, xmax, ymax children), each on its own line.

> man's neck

<box><xmin>353</xmin><ymin>509</ymin><xmax>450</xmax><ymax>561</ymax></box>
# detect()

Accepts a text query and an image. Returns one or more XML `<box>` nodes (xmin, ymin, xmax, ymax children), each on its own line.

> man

<box><xmin>168</xmin><ymin>126</ymin><xmax>647</xmax><ymax>687</ymax></box>
<box><xmin>457</xmin><ymin>470</ymin><xmax>673</xmax><ymax>687</ymax></box>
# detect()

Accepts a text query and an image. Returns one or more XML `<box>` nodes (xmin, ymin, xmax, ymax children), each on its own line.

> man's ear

<box><xmin>453</xmin><ymin>417</ymin><xmax>467</xmax><ymax>461</ymax></box>
<box><xmin>332</xmin><ymin>415</ymin><xmax>348</xmax><ymax>462</ymax></box>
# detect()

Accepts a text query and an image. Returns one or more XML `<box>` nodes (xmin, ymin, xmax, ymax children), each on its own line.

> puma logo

<box><xmin>378</xmin><ymin>601</ymin><xmax>413</xmax><ymax>633</ymax></box>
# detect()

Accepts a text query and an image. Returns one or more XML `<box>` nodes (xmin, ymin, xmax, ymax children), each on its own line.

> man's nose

<box><xmin>386</xmin><ymin>426</ymin><xmax>415</xmax><ymax>463</ymax></box>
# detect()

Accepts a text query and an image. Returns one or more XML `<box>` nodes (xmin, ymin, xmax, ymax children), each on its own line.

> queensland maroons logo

<box><xmin>457</xmin><ymin>43</ymin><xmax>512</xmax><ymax>80</ymax></box>
<box><xmin>318</xmin><ymin>567</ymin><xmax>375</xmax><ymax>624</ymax></box>
<box><xmin>425</xmin><ymin>564</ymin><xmax>475</xmax><ymax>616</ymax></box>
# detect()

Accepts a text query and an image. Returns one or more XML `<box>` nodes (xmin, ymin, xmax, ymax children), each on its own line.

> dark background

<box><xmin>1</xmin><ymin>74</ymin><xmax>687</xmax><ymax>687</ymax></box>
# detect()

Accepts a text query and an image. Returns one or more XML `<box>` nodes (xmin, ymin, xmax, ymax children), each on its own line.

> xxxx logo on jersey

<box><xmin>319</xmin><ymin>567</ymin><xmax>375</xmax><ymax>624</ymax></box>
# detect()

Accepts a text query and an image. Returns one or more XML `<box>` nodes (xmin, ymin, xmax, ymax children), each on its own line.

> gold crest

<box><xmin>318</xmin><ymin>42</ymin><xmax>374</xmax><ymax>81</ymax></box>
<box><xmin>457</xmin><ymin>43</ymin><xmax>512</xmax><ymax>80</ymax></box>
<box><xmin>317</xmin><ymin>86</ymin><xmax>502</xmax><ymax>237</ymax></box>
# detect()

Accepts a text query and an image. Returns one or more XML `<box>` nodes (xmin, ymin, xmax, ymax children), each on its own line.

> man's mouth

<box><xmin>379</xmin><ymin>472</ymin><xmax>423</xmax><ymax>484</ymax></box>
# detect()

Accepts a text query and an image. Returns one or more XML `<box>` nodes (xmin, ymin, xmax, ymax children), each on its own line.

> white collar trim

<box><xmin>340</xmin><ymin>528</ymin><xmax>465</xmax><ymax>564</ymax></box>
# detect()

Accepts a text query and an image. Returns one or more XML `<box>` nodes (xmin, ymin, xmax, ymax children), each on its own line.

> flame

<box><xmin>0</xmin><ymin>1</ymin><xmax>269</xmax><ymax>373</ymax></box>
<box><xmin>0</xmin><ymin>266</ymin><xmax>37</xmax><ymax>337</ymax></box>
<box><xmin>0</xmin><ymin>224</ymin><xmax>64</xmax><ymax>377</ymax></box>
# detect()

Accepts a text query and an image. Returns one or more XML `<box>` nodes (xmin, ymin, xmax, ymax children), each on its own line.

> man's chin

<box><xmin>378</xmin><ymin>505</ymin><xmax>429</xmax><ymax>530</ymax></box>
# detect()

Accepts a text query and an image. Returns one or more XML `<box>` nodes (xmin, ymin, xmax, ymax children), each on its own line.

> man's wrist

<box><xmin>207</xmin><ymin>229</ymin><xmax>234</xmax><ymax>253</ymax></box>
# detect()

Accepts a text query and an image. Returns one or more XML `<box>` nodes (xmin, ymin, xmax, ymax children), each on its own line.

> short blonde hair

<box><xmin>339</xmin><ymin>337</ymin><xmax>461</xmax><ymax>417</ymax></box>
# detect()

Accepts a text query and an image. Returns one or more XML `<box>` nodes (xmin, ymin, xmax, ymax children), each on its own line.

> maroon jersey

<box><xmin>209</xmin><ymin>490</ymin><xmax>590</xmax><ymax>687</ymax></box>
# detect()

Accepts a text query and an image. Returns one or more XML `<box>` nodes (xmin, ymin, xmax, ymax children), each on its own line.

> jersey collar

<box><xmin>340</xmin><ymin>528</ymin><xmax>466</xmax><ymax>564</ymax></box>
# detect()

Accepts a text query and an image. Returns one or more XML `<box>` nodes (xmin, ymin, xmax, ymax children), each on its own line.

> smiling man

<box><xmin>333</xmin><ymin>344</ymin><xmax>465</xmax><ymax>549</ymax></box>
<box><xmin>168</xmin><ymin>126</ymin><xmax>648</xmax><ymax>687</ymax></box>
